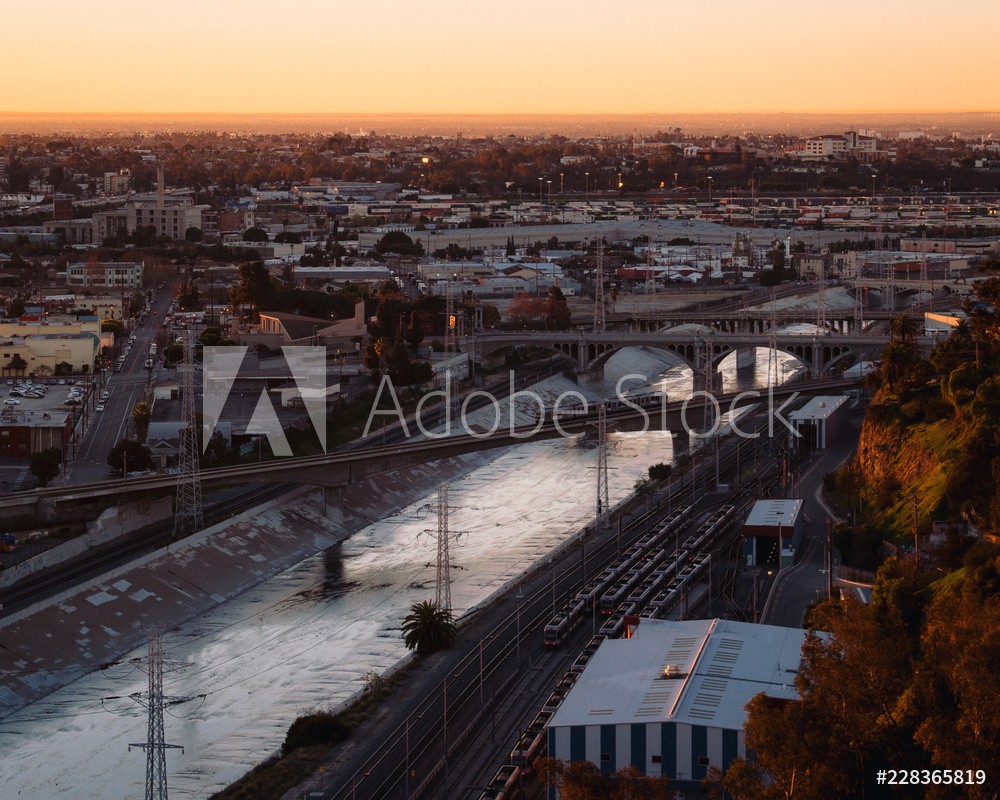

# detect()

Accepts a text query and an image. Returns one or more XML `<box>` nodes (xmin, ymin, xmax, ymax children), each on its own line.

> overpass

<box><xmin>463</xmin><ymin>329</ymin><xmax>895</xmax><ymax>387</ymax></box>
<box><xmin>10</xmin><ymin>378</ymin><xmax>864</xmax><ymax>524</ymax></box>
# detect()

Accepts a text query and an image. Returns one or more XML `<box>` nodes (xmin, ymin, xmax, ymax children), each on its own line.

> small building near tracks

<box><xmin>741</xmin><ymin>498</ymin><xmax>804</xmax><ymax>569</ymax></box>
<box><xmin>788</xmin><ymin>395</ymin><xmax>849</xmax><ymax>450</ymax></box>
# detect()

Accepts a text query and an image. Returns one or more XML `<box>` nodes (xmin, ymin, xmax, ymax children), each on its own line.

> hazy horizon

<box><xmin>2</xmin><ymin>111</ymin><xmax>999</xmax><ymax>138</ymax></box>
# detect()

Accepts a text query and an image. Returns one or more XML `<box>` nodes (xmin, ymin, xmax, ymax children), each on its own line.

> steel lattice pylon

<box><xmin>703</xmin><ymin>335</ymin><xmax>716</xmax><ymax>394</ymax></box>
<box><xmin>816</xmin><ymin>256</ymin><xmax>827</xmax><ymax>332</ymax></box>
<box><xmin>767</xmin><ymin>291</ymin><xmax>779</xmax><ymax>386</ymax></box>
<box><xmin>918</xmin><ymin>229</ymin><xmax>931</xmax><ymax>312</ymax></box>
<box><xmin>644</xmin><ymin>229</ymin><xmax>657</xmax><ymax>295</ymax></box>
<box><xmin>435</xmin><ymin>483</ymin><xmax>452</xmax><ymax>612</ymax></box>
<box><xmin>593</xmin><ymin>238</ymin><xmax>606</xmax><ymax>332</ymax></box>
<box><xmin>596</xmin><ymin>402</ymin><xmax>610</xmax><ymax>527</ymax></box>
<box><xmin>129</xmin><ymin>632</ymin><xmax>183</xmax><ymax>800</ymax></box>
<box><xmin>173</xmin><ymin>330</ymin><xmax>203</xmax><ymax>537</ymax></box>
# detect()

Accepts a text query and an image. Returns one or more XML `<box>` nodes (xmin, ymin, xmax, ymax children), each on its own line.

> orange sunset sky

<box><xmin>2</xmin><ymin>0</ymin><xmax>998</xmax><ymax>115</ymax></box>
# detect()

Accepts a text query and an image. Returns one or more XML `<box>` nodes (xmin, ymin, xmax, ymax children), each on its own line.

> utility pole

<box><xmin>826</xmin><ymin>517</ymin><xmax>834</xmax><ymax>598</ymax></box>
<box><xmin>173</xmin><ymin>329</ymin><xmax>203</xmax><ymax>537</ymax></box>
<box><xmin>128</xmin><ymin>632</ymin><xmax>183</xmax><ymax>800</ymax></box>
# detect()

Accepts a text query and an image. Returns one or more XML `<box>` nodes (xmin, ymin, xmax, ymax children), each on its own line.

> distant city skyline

<box><xmin>2</xmin><ymin>0</ymin><xmax>998</xmax><ymax>116</ymax></box>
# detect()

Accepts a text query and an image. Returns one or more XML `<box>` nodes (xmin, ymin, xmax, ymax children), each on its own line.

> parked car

<box><xmin>96</xmin><ymin>404</ymin><xmax>105</xmax><ymax>412</ymax></box>
<box><xmin>4</xmin><ymin>399</ymin><xmax>20</xmax><ymax>405</ymax></box>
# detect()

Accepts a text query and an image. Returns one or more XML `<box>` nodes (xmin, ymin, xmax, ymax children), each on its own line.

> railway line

<box><xmin>317</xmin><ymin>408</ymin><xmax>789</xmax><ymax>800</ymax></box>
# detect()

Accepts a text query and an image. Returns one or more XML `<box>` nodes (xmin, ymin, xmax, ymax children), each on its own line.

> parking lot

<box><xmin>0</xmin><ymin>377</ymin><xmax>103</xmax><ymax>416</ymax></box>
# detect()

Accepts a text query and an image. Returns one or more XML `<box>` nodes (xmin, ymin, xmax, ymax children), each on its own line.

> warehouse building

<box><xmin>788</xmin><ymin>395</ymin><xmax>849</xmax><ymax>450</ymax></box>
<box><xmin>742</xmin><ymin>498</ymin><xmax>804</xmax><ymax>568</ymax></box>
<box><xmin>546</xmin><ymin>618</ymin><xmax>809</xmax><ymax>797</ymax></box>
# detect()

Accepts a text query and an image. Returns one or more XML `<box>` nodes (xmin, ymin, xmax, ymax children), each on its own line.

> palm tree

<box><xmin>890</xmin><ymin>313</ymin><xmax>919</xmax><ymax>342</ymax></box>
<box><xmin>880</xmin><ymin>339</ymin><xmax>919</xmax><ymax>392</ymax></box>
<box><xmin>401</xmin><ymin>600</ymin><xmax>457</xmax><ymax>655</ymax></box>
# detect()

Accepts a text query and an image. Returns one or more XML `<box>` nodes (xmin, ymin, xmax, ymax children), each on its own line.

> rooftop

<box><xmin>744</xmin><ymin>498</ymin><xmax>804</xmax><ymax>529</ymax></box>
<box><xmin>549</xmin><ymin>618</ymin><xmax>808</xmax><ymax>731</ymax></box>
<box><xmin>789</xmin><ymin>395</ymin><xmax>849</xmax><ymax>422</ymax></box>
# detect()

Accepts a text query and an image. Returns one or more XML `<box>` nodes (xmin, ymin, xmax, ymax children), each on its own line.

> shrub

<box><xmin>281</xmin><ymin>712</ymin><xmax>350</xmax><ymax>756</ymax></box>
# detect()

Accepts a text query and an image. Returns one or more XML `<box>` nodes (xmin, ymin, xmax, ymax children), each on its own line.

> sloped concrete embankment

<box><xmin>0</xmin><ymin>449</ymin><xmax>507</xmax><ymax>717</ymax></box>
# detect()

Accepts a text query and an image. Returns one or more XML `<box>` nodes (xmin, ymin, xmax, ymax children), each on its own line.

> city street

<box><xmin>761</xmin><ymin>416</ymin><xmax>862</xmax><ymax>627</ymax></box>
<box><xmin>63</xmin><ymin>286</ymin><xmax>175</xmax><ymax>484</ymax></box>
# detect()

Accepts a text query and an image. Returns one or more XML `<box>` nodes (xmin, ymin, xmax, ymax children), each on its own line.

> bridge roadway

<box><xmin>464</xmin><ymin>328</ymin><xmax>895</xmax><ymax>378</ymax></box>
<box><xmin>602</xmin><ymin>308</ymin><xmax>897</xmax><ymax>333</ymax></box>
<box><xmin>12</xmin><ymin>377</ymin><xmax>863</xmax><ymax>523</ymax></box>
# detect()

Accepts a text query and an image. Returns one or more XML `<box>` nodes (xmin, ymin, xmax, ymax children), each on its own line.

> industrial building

<box><xmin>789</xmin><ymin>395</ymin><xmax>849</xmax><ymax>450</ymax></box>
<box><xmin>0</xmin><ymin>409</ymin><xmax>71</xmax><ymax>456</ymax></box>
<box><xmin>742</xmin><ymin>498</ymin><xmax>804</xmax><ymax>568</ymax></box>
<box><xmin>0</xmin><ymin>333</ymin><xmax>99</xmax><ymax>375</ymax></box>
<box><xmin>924</xmin><ymin>310</ymin><xmax>967</xmax><ymax>335</ymax></box>
<box><xmin>546</xmin><ymin>618</ymin><xmax>809</xmax><ymax>796</ymax></box>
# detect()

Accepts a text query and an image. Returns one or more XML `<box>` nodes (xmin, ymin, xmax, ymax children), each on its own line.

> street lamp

<box><xmin>585</xmin><ymin>171</ymin><xmax>589</xmax><ymax>199</ymax></box>
<box><xmin>538</xmin><ymin>177</ymin><xmax>544</xmax><ymax>202</ymax></box>
<box><xmin>707</xmin><ymin>176</ymin><xmax>714</xmax><ymax>204</ymax></box>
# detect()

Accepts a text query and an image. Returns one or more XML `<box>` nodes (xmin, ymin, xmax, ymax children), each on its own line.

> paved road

<box><xmin>762</xmin><ymin>415</ymin><xmax>862</xmax><ymax>627</ymax></box>
<box><xmin>63</xmin><ymin>286</ymin><xmax>175</xmax><ymax>484</ymax></box>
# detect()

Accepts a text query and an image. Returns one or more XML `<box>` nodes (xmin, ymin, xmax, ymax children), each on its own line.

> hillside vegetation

<box><xmin>721</xmin><ymin>275</ymin><xmax>1000</xmax><ymax>800</ymax></box>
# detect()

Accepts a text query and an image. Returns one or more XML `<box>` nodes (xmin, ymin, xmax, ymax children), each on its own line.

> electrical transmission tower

<box><xmin>816</xmin><ymin>256</ymin><xmax>827</xmax><ymax>332</ymax></box>
<box><xmin>875</xmin><ymin>201</ymin><xmax>895</xmax><ymax>313</ymax></box>
<box><xmin>644</xmin><ymin>231</ymin><xmax>657</xmax><ymax>295</ymax></box>
<box><xmin>174</xmin><ymin>329</ymin><xmax>203</xmax><ymax>537</ymax></box>
<box><xmin>918</xmin><ymin>230</ymin><xmax>931</xmax><ymax>312</ymax></box>
<box><xmin>593</xmin><ymin>238</ymin><xmax>606</xmax><ymax>332</ymax></box>
<box><xmin>129</xmin><ymin>632</ymin><xmax>183</xmax><ymax>800</ymax></box>
<box><xmin>702</xmin><ymin>335</ymin><xmax>716</xmax><ymax>394</ymax></box>
<box><xmin>435</xmin><ymin>483</ymin><xmax>453</xmax><ymax>612</ymax></box>
<box><xmin>596</xmin><ymin>402</ymin><xmax>610</xmax><ymax>527</ymax></box>
<box><xmin>767</xmin><ymin>291</ymin><xmax>779</xmax><ymax>386</ymax></box>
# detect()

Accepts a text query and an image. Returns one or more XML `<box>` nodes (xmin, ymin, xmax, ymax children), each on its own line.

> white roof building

<box><xmin>547</xmin><ymin>618</ymin><xmax>809</xmax><ymax>790</ymax></box>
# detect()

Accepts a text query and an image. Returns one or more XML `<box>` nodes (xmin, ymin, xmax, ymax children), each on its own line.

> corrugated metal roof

<box><xmin>789</xmin><ymin>395</ymin><xmax>848</xmax><ymax>422</ymax></box>
<box><xmin>548</xmin><ymin>618</ymin><xmax>808</xmax><ymax>731</ymax></box>
<box><xmin>743</xmin><ymin>499</ymin><xmax>803</xmax><ymax>529</ymax></box>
